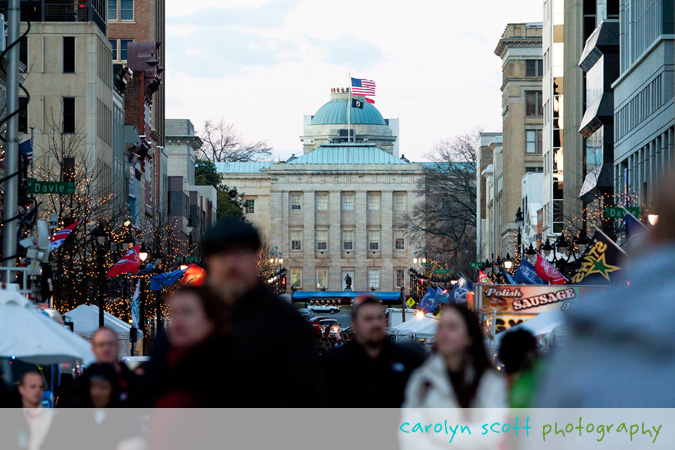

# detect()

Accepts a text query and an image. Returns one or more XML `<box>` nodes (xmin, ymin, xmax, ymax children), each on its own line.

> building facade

<box><xmin>476</xmin><ymin>132</ymin><xmax>500</xmax><ymax>262</ymax></box>
<box><xmin>218</xmin><ymin>91</ymin><xmax>425</xmax><ymax>293</ymax></box>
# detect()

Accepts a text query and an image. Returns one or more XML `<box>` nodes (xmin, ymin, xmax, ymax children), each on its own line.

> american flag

<box><xmin>19</xmin><ymin>139</ymin><xmax>33</xmax><ymax>163</ymax></box>
<box><xmin>351</xmin><ymin>77</ymin><xmax>376</xmax><ymax>96</ymax></box>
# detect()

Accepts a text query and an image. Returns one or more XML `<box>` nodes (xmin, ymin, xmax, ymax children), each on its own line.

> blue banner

<box><xmin>149</xmin><ymin>268</ymin><xmax>187</xmax><ymax>291</ymax></box>
<box><xmin>514</xmin><ymin>259</ymin><xmax>545</xmax><ymax>284</ymax></box>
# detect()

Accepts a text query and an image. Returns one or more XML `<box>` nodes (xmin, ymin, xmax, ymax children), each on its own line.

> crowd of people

<box><xmin>1</xmin><ymin>169</ymin><xmax>674</xmax><ymax>447</ymax></box>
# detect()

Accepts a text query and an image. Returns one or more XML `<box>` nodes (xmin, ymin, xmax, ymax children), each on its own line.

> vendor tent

<box><xmin>391</xmin><ymin>314</ymin><xmax>438</xmax><ymax>338</ymax></box>
<box><xmin>0</xmin><ymin>284</ymin><xmax>95</xmax><ymax>365</ymax></box>
<box><xmin>64</xmin><ymin>305</ymin><xmax>143</xmax><ymax>357</ymax></box>
<box><xmin>493</xmin><ymin>309</ymin><xmax>565</xmax><ymax>348</ymax></box>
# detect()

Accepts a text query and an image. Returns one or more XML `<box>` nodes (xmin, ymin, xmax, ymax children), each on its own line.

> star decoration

<box><xmin>585</xmin><ymin>253</ymin><xmax>621</xmax><ymax>281</ymax></box>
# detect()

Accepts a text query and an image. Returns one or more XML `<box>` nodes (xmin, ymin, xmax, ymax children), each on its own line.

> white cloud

<box><xmin>166</xmin><ymin>0</ymin><xmax>544</xmax><ymax>161</ymax></box>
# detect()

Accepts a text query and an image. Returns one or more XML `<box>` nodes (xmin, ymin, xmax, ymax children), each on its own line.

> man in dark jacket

<box><xmin>202</xmin><ymin>218</ymin><xmax>326</xmax><ymax>407</ymax></box>
<box><xmin>322</xmin><ymin>295</ymin><xmax>426</xmax><ymax>407</ymax></box>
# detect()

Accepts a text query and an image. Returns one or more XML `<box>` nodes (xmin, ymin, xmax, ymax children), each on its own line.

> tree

<box><xmin>402</xmin><ymin>132</ymin><xmax>478</xmax><ymax>275</ymax></box>
<box><xmin>197</xmin><ymin>118</ymin><xmax>272</xmax><ymax>162</ymax></box>
<box><xmin>194</xmin><ymin>160</ymin><xmax>244</xmax><ymax>220</ymax></box>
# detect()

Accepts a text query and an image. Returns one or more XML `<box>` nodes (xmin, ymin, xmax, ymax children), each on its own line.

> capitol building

<box><xmin>217</xmin><ymin>89</ymin><xmax>426</xmax><ymax>294</ymax></box>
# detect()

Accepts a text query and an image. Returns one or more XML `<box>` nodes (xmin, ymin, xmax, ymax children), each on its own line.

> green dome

<box><xmin>310</xmin><ymin>99</ymin><xmax>386</xmax><ymax>126</ymax></box>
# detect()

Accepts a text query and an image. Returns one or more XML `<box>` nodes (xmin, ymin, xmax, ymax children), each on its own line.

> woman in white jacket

<box><xmin>401</xmin><ymin>304</ymin><xmax>507</xmax><ymax>450</ymax></box>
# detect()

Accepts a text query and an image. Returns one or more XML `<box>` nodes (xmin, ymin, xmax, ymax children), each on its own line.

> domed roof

<box><xmin>310</xmin><ymin>99</ymin><xmax>386</xmax><ymax>126</ymax></box>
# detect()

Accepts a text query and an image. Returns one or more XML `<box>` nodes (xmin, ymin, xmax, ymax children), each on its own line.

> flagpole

<box><xmin>347</xmin><ymin>73</ymin><xmax>351</xmax><ymax>144</ymax></box>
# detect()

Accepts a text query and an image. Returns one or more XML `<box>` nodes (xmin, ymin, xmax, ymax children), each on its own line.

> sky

<box><xmin>165</xmin><ymin>0</ymin><xmax>543</xmax><ymax>162</ymax></box>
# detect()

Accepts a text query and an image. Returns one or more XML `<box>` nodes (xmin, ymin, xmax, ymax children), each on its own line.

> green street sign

<box><xmin>604</xmin><ymin>207</ymin><xmax>641</xmax><ymax>219</ymax></box>
<box><xmin>434</xmin><ymin>269</ymin><xmax>450</xmax><ymax>274</ymax></box>
<box><xmin>469</xmin><ymin>262</ymin><xmax>482</xmax><ymax>269</ymax></box>
<box><xmin>27</xmin><ymin>178</ymin><xmax>75</xmax><ymax>195</ymax></box>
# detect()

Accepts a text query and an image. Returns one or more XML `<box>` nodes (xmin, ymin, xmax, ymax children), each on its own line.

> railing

<box><xmin>40</xmin><ymin>3</ymin><xmax>106</xmax><ymax>34</ymax></box>
<box><xmin>0</xmin><ymin>267</ymin><xmax>36</xmax><ymax>298</ymax></box>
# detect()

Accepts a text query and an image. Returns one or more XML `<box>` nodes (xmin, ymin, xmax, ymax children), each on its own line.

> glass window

<box><xmin>368</xmin><ymin>230</ymin><xmax>380</xmax><ymax>251</ymax></box>
<box><xmin>367</xmin><ymin>193</ymin><xmax>381</xmax><ymax>210</ymax></box>
<box><xmin>120</xmin><ymin>39</ymin><xmax>133</xmax><ymax>61</ymax></box>
<box><xmin>63</xmin><ymin>37</ymin><xmax>75</xmax><ymax>73</ymax></box>
<box><xmin>526</xmin><ymin>59</ymin><xmax>543</xmax><ymax>76</ymax></box>
<box><xmin>109</xmin><ymin>39</ymin><xmax>118</xmax><ymax>61</ymax></box>
<box><xmin>291</xmin><ymin>269</ymin><xmax>301</xmax><ymax>288</ymax></box>
<box><xmin>120</xmin><ymin>0</ymin><xmax>134</xmax><ymax>20</ymax></box>
<box><xmin>108</xmin><ymin>0</ymin><xmax>118</xmax><ymax>21</ymax></box>
<box><xmin>244</xmin><ymin>199</ymin><xmax>255</xmax><ymax>214</ymax></box>
<box><xmin>368</xmin><ymin>269</ymin><xmax>380</xmax><ymax>290</ymax></box>
<box><xmin>316</xmin><ymin>230</ymin><xmax>327</xmax><ymax>250</ymax></box>
<box><xmin>291</xmin><ymin>193</ymin><xmax>302</xmax><ymax>210</ymax></box>
<box><xmin>526</xmin><ymin>91</ymin><xmax>543</xmax><ymax>116</ymax></box>
<box><xmin>342</xmin><ymin>193</ymin><xmax>354</xmax><ymax>210</ymax></box>
<box><xmin>526</xmin><ymin>130</ymin><xmax>542</xmax><ymax>154</ymax></box>
<box><xmin>291</xmin><ymin>231</ymin><xmax>302</xmax><ymax>251</ymax></box>
<box><xmin>63</xmin><ymin>97</ymin><xmax>75</xmax><ymax>133</ymax></box>
<box><xmin>18</xmin><ymin>97</ymin><xmax>28</xmax><ymax>133</ymax></box>
<box><xmin>395</xmin><ymin>269</ymin><xmax>405</xmax><ymax>288</ymax></box>
<box><xmin>19</xmin><ymin>36</ymin><xmax>27</xmax><ymax>68</ymax></box>
<box><xmin>395</xmin><ymin>230</ymin><xmax>405</xmax><ymax>250</ymax></box>
<box><xmin>394</xmin><ymin>194</ymin><xmax>406</xmax><ymax>211</ymax></box>
<box><xmin>317</xmin><ymin>269</ymin><xmax>327</xmax><ymax>289</ymax></box>
<box><xmin>343</xmin><ymin>230</ymin><xmax>354</xmax><ymax>250</ymax></box>
<box><xmin>316</xmin><ymin>193</ymin><xmax>328</xmax><ymax>211</ymax></box>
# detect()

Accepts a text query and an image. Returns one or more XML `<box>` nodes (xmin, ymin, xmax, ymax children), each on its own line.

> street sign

<box><xmin>406</xmin><ymin>298</ymin><xmax>416</xmax><ymax>307</ymax></box>
<box><xmin>27</xmin><ymin>179</ymin><xmax>75</xmax><ymax>195</ymax></box>
<box><xmin>434</xmin><ymin>269</ymin><xmax>450</xmax><ymax>274</ymax></box>
<box><xmin>604</xmin><ymin>207</ymin><xmax>641</xmax><ymax>219</ymax></box>
<box><xmin>469</xmin><ymin>262</ymin><xmax>482</xmax><ymax>269</ymax></box>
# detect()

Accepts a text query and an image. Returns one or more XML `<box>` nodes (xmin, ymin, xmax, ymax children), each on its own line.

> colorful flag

<box><xmin>130</xmin><ymin>281</ymin><xmax>140</xmax><ymax>329</ymax></box>
<box><xmin>350</xmin><ymin>77</ymin><xmax>376</xmax><ymax>96</ymax></box>
<box><xmin>625</xmin><ymin>211</ymin><xmax>647</xmax><ymax>243</ymax></box>
<box><xmin>149</xmin><ymin>267</ymin><xmax>188</xmax><ymax>291</ymax></box>
<box><xmin>180</xmin><ymin>264</ymin><xmax>207</xmax><ymax>286</ymax></box>
<box><xmin>571</xmin><ymin>228</ymin><xmax>625</xmax><ymax>285</ymax></box>
<box><xmin>478</xmin><ymin>270</ymin><xmax>493</xmax><ymax>284</ymax></box>
<box><xmin>450</xmin><ymin>275</ymin><xmax>473</xmax><ymax>303</ymax></box>
<box><xmin>137</xmin><ymin>262</ymin><xmax>154</xmax><ymax>274</ymax></box>
<box><xmin>514</xmin><ymin>259</ymin><xmax>545</xmax><ymax>284</ymax></box>
<box><xmin>106</xmin><ymin>244</ymin><xmax>141</xmax><ymax>278</ymax></box>
<box><xmin>535</xmin><ymin>254</ymin><xmax>567</xmax><ymax>285</ymax></box>
<box><xmin>418</xmin><ymin>287</ymin><xmax>438</xmax><ymax>313</ymax></box>
<box><xmin>19</xmin><ymin>139</ymin><xmax>33</xmax><ymax>163</ymax></box>
<box><xmin>351</xmin><ymin>98</ymin><xmax>364</xmax><ymax>109</ymax></box>
<box><xmin>501</xmin><ymin>268</ymin><xmax>517</xmax><ymax>285</ymax></box>
<box><xmin>365</xmin><ymin>97</ymin><xmax>375</xmax><ymax>104</ymax></box>
<box><xmin>49</xmin><ymin>220</ymin><xmax>81</xmax><ymax>251</ymax></box>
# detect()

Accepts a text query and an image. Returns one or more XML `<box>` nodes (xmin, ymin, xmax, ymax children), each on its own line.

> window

<box><xmin>394</xmin><ymin>230</ymin><xmax>405</xmax><ymax>250</ymax></box>
<box><xmin>291</xmin><ymin>269</ymin><xmax>302</xmax><ymax>288</ymax></box>
<box><xmin>19</xmin><ymin>36</ymin><xmax>27</xmax><ymax>69</ymax></box>
<box><xmin>291</xmin><ymin>193</ymin><xmax>302</xmax><ymax>210</ymax></box>
<box><xmin>317</xmin><ymin>269</ymin><xmax>327</xmax><ymax>289</ymax></box>
<box><xmin>367</xmin><ymin>192</ymin><xmax>381</xmax><ymax>210</ymax></box>
<box><xmin>120</xmin><ymin>0</ymin><xmax>134</xmax><ymax>20</ymax></box>
<box><xmin>120</xmin><ymin>39</ymin><xmax>133</xmax><ymax>61</ymax></box>
<box><xmin>526</xmin><ymin>130</ymin><xmax>542</xmax><ymax>154</ymax></box>
<box><xmin>526</xmin><ymin>59</ymin><xmax>543</xmax><ymax>77</ymax></box>
<box><xmin>526</xmin><ymin>91</ymin><xmax>543</xmax><ymax>116</ymax></box>
<box><xmin>316</xmin><ymin>231</ymin><xmax>327</xmax><ymax>250</ymax></box>
<box><xmin>316</xmin><ymin>193</ymin><xmax>328</xmax><ymax>211</ymax></box>
<box><xmin>109</xmin><ymin>40</ymin><xmax>118</xmax><ymax>61</ymax></box>
<box><xmin>342</xmin><ymin>193</ymin><xmax>354</xmax><ymax>210</ymax></box>
<box><xmin>63</xmin><ymin>97</ymin><xmax>75</xmax><ymax>133</ymax></box>
<box><xmin>18</xmin><ymin>97</ymin><xmax>28</xmax><ymax>133</ymax></box>
<box><xmin>343</xmin><ymin>230</ymin><xmax>354</xmax><ymax>251</ymax></box>
<box><xmin>244</xmin><ymin>199</ymin><xmax>255</xmax><ymax>214</ymax></box>
<box><xmin>108</xmin><ymin>0</ymin><xmax>118</xmax><ymax>21</ymax></box>
<box><xmin>63</xmin><ymin>37</ymin><xmax>75</xmax><ymax>73</ymax></box>
<box><xmin>368</xmin><ymin>230</ymin><xmax>380</xmax><ymax>251</ymax></box>
<box><xmin>395</xmin><ymin>269</ymin><xmax>405</xmax><ymax>288</ymax></box>
<box><xmin>291</xmin><ymin>230</ymin><xmax>302</xmax><ymax>251</ymax></box>
<box><xmin>394</xmin><ymin>193</ymin><xmax>406</xmax><ymax>211</ymax></box>
<box><xmin>368</xmin><ymin>269</ymin><xmax>380</xmax><ymax>290</ymax></box>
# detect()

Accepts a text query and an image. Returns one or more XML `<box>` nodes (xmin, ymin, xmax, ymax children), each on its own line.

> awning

<box><xmin>292</xmin><ymin>291</ymin><xmax>403</xmax><ymax>304</ymax></box>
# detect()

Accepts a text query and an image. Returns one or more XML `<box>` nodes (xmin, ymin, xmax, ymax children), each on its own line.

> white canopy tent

<box><xmin>0</xmin><ymin>284</ymin><xmax>95</xmax><ymax>365</ymax></box>
<box><xmin>64</xmin><ymin>305</ymin><xmax>143</xmax><ymax>357</ymax></box>
<box><xmin>390</xmin><ymin>314</ymin><xmax>438</xmax><ymax>338</ymax></box>
<box><xmin>490</xmin><ymin>309</ymin><xmax>566</xmax><ymax>355</ymax></box>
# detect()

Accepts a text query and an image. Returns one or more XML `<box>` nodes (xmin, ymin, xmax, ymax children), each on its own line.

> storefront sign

<box><xmin>477</xmin><ymin>285</ymin><xmax>597</xmax><ymax>314</ymax></box>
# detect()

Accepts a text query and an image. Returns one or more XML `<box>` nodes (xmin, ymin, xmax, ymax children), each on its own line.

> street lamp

<box><xmin>93</xmin><ymin>225</ymin><xmax>108</xmax><ymax>328</ymax></box>
<box><xmin>648</xmin><ymin>214</ymin><xmax>659</xmax><ymax>225</ymax></box>
<box><xmin>525</xmin><ymin>243</ymin><xmax>537</xmax><ymax>264</ymax></box>
<box><xmin>541</xmin><ymin>239</ymin><xmax>553</xmax><ymax>258</ymax></box>
<box><xmin>502</xmin><ymin>253</ymin><xmax>513</xmax><ymax>270</ymax></box>
<box><xmin>515</xmin><ymin>208</ymin><xmax>524</xmax><ymax>262</ymax></box>
<box><xmin>139</xmin><ymin>244</ymin><xmax>149</xmax><ymax>263</ymax></box>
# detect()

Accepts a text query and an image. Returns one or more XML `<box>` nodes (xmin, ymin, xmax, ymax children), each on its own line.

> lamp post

<box><xmin>186</xmin><ymin>215</ymin><xmax>194</xmax><ymax>251</ymax></box>
<box><xmin>94</xmin><ymin>225</ymin><xmax>108</xmax><ymax>328</ymax></box>
<box><xmin>138</xmin><ymin>244</ymin><xmax>149</xmax><ymax>340</ymax></box>
<box><xmin>515</xmin><ymin>207</ymin><xmax>524</xmax><ymax>262</ymax></box>
<box><xmin>153</xmin><ymin>252</ymin><xmax>165</xmax><ymax>332</ymax></box>
<box><xmin>269</xmin><ymin>245</ymin><xmax>284</xmax><ymax>294</ymax></box>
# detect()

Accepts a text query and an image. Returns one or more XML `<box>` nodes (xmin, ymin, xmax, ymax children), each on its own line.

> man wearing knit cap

<box><xmin>201</xmin><ymin>218</ymin><xmax>326</xmax><ymax>407</ymax></box>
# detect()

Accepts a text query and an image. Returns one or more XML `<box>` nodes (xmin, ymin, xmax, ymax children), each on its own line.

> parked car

<box><xmin>318</xmin><ymin>319</ymin><xmax>341</xmax><ymax>337</ymax></box>
<box><xmin>298</xmin><ymin>308</ymin><xmax>313</xmax><ymax>319</ymax></box>
<box><xmin>309</xmin><ymin>304</ymin><xmax>340</xmax><ymax>314</ymax></box>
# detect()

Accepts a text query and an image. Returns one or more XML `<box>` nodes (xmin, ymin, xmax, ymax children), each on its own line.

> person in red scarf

<box><xmin>145</xmin><ymin>286</ymin><xmax>230</xmax><ymax>407</ymax></box>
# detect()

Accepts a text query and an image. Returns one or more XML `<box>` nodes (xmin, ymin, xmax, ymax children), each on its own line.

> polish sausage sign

<box><xmin>477</xmin><ymin>285</ymin><xmax>599</xmax><ymax>314</ymax></box>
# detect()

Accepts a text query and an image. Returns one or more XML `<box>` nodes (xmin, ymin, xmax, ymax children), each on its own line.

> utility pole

<box><xmin>2</xmin><ymin>0</ymin><xmax>21</xmax><ymax>281</ymax></box>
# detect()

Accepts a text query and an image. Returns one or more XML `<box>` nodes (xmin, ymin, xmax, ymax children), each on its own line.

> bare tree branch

<box><xmin>196</xmin><ymin>118</ymin><xmax>272</xmax><ymax>162</ymax></box>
